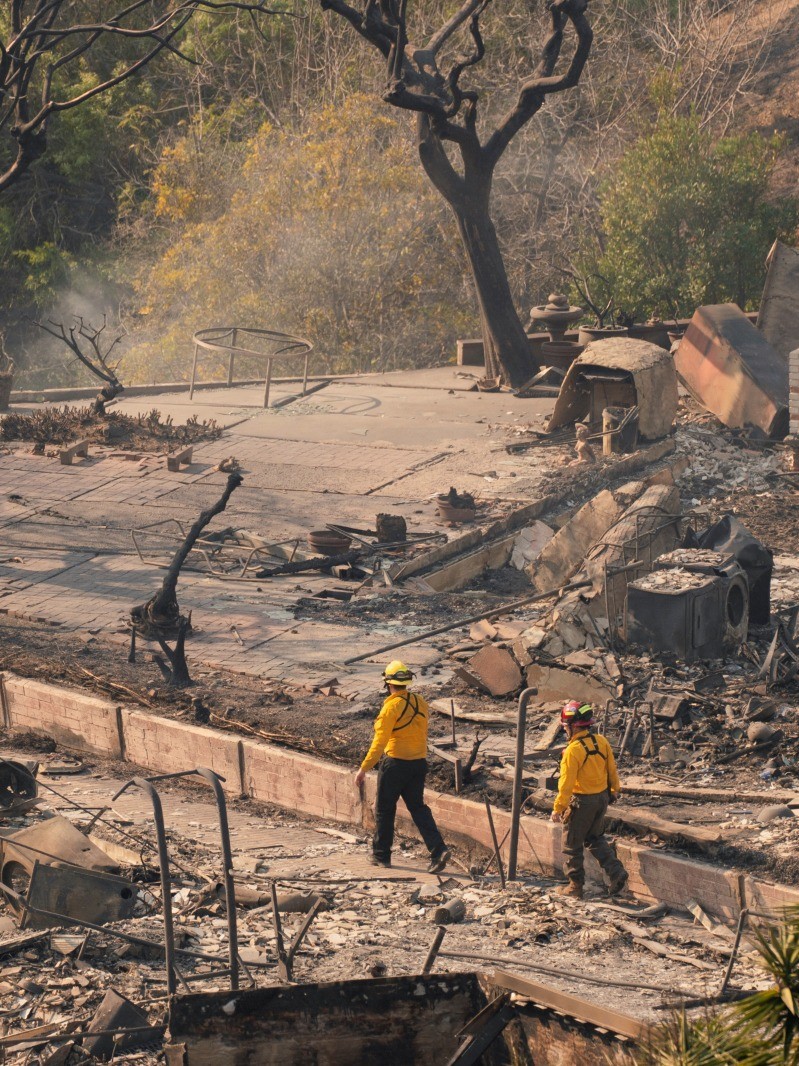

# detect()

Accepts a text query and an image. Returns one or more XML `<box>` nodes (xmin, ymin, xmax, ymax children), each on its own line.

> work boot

<box><xmin>428</xmin><ymin>848</ymin><xmax>451</xmax><ymax>874</ymax></box>
<box><xmin>556</xmin><ymin>880</ymin><xmax>583</xmax><ymax>899</ymax></box>
<box><xmin>607</xmin><ymin>870</ymin><xmax>629</xmax><ymax>896</ymax></box>
<box><xmin>369</xmin><ymin>854</ymin><xmax>391</xmax><ymax>868</ymax></box>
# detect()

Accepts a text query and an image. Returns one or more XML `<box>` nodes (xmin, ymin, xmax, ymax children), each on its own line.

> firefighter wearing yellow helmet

<box><xmin>551</xmin><ymin>700</ymin><xmax>628</xmax><ymax>899</ymax></box>
<box><xmin>355</xmin><ymin>661</ymin><xmax>450</xmax><ymax>873</ymax></box>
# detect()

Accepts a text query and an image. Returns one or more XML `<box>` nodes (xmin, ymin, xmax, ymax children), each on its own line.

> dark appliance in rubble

<box><xmin>626</xmin><ymin>550</ymin><xmax>750</xmax><ymax>663</ymax></box>
<box><xmin>654</xmin><ymin>549</ymin><xmax>749</xmax><ymax>644</ymax></box>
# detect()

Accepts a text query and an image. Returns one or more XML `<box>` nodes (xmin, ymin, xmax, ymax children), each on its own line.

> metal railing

<box><xmin>190</xmin><ymin>327</ymin><xmax>313</xmax><ymax>408</ymax></box>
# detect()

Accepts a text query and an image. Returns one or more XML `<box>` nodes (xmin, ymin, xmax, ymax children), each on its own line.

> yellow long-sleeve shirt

<box><xmin>553</xmin><ymin>729</ymin><xmax>621</xmax><ymax>815</ymax></box>
<box><xmin>360</xmin><ymin>690</ymin><xmax>429</xmax><ymax>771</ymax></box>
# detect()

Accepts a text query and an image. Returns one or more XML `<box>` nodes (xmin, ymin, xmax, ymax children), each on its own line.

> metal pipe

<box><xmin>112</xmin><ymin>778</ymin><xmax>177</xmax><ymax>996</ymax></box>
<box><xmin>227</xmin><ymin>329</ymin><xmax>237</xmax><ymax>387</ymax></box>
<box><xmin>720</xmin><ymin>908</ymin><xmax>749</xmax><ymax>995</ymax></box>
<box><xmin>194</xmin><ymin>768</ymin><xmax>239</xmax><ymax>990</ymax></box>
<box><xmin>189</xmin><ymin>343</ymin><xmax>199</xmax><ymax>400</ymax></box>
<box><xmin>423</xmin><ymin>927</ymin><xmax>447</xmax><ymax>975</ymax></box>
<box><xmin>484</xmin><ymin>799</ymin><xmax>506</xmax><ymax>889</ymax></box>
<box><xmin>263</xmin><ymin>357</ymin><xmax>273</xmax><ymax>408</ymax></box>
<box><xmin>302</xmin><ymin>352</ymin><xmax>309</xmax><ymax>395</ymax></box>
<box><xmin>343</xmin><ymin>581</ymin><xmax>593</xmax><ymax>666</ymax></box>
<box><xmin>507</xmin><ymin>687</ymin><xmax>537</xmax><ymax>880</ymax></box>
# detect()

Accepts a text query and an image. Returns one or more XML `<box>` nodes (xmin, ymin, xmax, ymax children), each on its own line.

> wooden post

<box><xmin>450</xmin><ymin>699</ymin><xmax>456</xmax><ymax>747</ymax></box>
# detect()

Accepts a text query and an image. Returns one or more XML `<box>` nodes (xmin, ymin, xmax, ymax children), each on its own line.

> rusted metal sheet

<box><xmin>547</xmin><ymin>339</ymin><xmax>677</xmax><ymax>440</ymax></box>
<box><xmin>675</xmin><ymin>304</ymin><xmax>788</xmax><ymax>439</ymax></box>
<box><xmin>757</xmin><ymin>240</ymin><xmax>799</xmax><ymax>363</ymax></box>
<box><xmin>0</xmin><ymin>814</ymin><xmax>135</xmax><ymax>930</ymax></box>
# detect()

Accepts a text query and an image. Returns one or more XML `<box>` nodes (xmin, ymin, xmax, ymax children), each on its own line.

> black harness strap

<box><xmin>392</xmin><ymin>692</ymin><xmax>425</xmax><ymax>733</ymax></box>
<box><xmin>576</xmin><ymin>733</ymin><xmax>609</xmax><ymax>789</ymax></box>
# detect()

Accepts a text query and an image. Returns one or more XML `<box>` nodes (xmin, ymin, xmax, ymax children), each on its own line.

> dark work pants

<box><xmin>562</xmin><ymin>791</ymin><xmax>625</xmax><ymax>886</ymax></box>
<box><xmin>373</xmin><ymin>756</ymin><xmax>445</xmax><ymax>861</ymax></box>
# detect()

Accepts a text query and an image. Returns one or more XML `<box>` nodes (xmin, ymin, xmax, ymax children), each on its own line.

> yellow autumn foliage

<box><xmin>126</xmin><ymin>95</ymin><xmax>472</xmax><ymax>382</ymax></box>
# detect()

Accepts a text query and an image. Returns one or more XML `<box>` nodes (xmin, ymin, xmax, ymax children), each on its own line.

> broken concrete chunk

<box><xmin>462</xmin><ymin>645</ymin><xmax>522</xmax><ymax>697</ymax></box>
<box><xmin>758</xmin><ymin>805</ymin><xmax>794</xmax><ymax>823</ymax></box>
<box><xmin>469</xmin><ymin>619</ymin><xmax>497</xmax><ymax>643</ymax></box>
<box><xmin>675</xmin><ymin>304</ymin><xmax>788</xmax><ymax>438</ymax></box>
<box><xmin>563</xmin><ymin>650</ymin><xmax>596</xmax><ymax>668</ymax></box>
<box><xmin>510</xmin><ymin>520</ymin><xmax>554</xmax><ymax>570</ymax></box>
<box><xmin>528</xmin><ymin>490</ymin><xmax>624</xmax><ymax>593</ymax></box>
<box><xmin>524</xmin><ymin>663</ymin><xmax>613</xmax><ymax>708</ymax></box>
<box><xmin>747</xmin><ymin>722</ymin><xmax>777</xmax><ymax>745</ymax></box>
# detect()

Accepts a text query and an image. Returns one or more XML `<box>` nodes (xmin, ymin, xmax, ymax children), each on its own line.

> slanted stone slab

<box><xmin>528</xmin><ymin>489</ymin><xmax>623</xmax><ymax>593</ymax></box>
<box><xmin>462</xmin><ymin>644</ymin><xmax>522</xmax><ymax>697</ymax></box>
<box><xmin>524</xmin><ymin>663</ymin><xmax>613</xmax><ymax>708</ymax></box>
<box><xmin>675</xmin><ymin>303</ymin><xmax>788</xmax><ymax>438</ymax></box>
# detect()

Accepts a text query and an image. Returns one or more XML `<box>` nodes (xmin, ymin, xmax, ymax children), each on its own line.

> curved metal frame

<box><xmin>190</xmin><ymin>327</ymin><xmax>313</xmax><ymax>409</ymax></box>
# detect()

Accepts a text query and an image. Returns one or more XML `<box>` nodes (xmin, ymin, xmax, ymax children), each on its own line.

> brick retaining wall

<box><xmin>2</xmin><ymin>671</ymin><xmax>797</xmax><ymax>921</ymax></box>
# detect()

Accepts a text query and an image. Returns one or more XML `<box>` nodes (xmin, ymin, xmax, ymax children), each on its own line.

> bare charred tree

<box><xmin>130</xmin><ymin>471</ymin><xmax>243</xmax><ymax>687</ymax></box>
<box><xmin>0</xmin><ymin>2</ymin><xmax>285</xmax><ymax>193</ymax></box>
<box><xmin>34</xmin><ymin>315</ymin><xmax>125</xmax><ymax>414</ymax></box>
<box><xmin>319</xmin><ymin>0</ymin><xmax>593</xmax><ymax>385</ymax></box>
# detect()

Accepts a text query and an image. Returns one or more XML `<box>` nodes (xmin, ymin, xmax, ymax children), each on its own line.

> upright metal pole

<box><xmin>507</xmin><ymin>687</ymin><xmax>537</xmax><ymax>881</ymax></box>
<box><xmin>263</xmin><ymin>357</ymin><xmax>273</xmax><ymax>408</ymax></box>
<box><xmin>114</xmin><ymin>778</ymin><xmax>177</xmax><ymax>996</ymax></box>
<box><xmin>189</xmin><ymin>343</ymin><xmax>200</xmax><ymax>400</ymax></box>
<box><xmin>302</xmin><ymin>351</ymin><xmax>309</xmax><ymax>395</ymax></box>
<box><xmin>228</xmin><ymin>329</ymin><xmax>238</xmax><ymax>388</ymax></box>
<box><xmin>195</xmin><ymin>768</ymin><xmax>239</xmax><ymax>990</ymax></box>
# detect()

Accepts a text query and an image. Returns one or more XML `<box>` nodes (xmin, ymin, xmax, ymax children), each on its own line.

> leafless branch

<box><xmin>0</xmin><ymin>1</ymin><xmax>292</xmax><ymax>191</ymax></box>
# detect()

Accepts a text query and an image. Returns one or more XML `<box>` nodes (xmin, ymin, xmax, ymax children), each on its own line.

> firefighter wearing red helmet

<box><xmin>550</xmin><ymin>700</ymin><xmax>628</xmax><ymax>899</ymax></box>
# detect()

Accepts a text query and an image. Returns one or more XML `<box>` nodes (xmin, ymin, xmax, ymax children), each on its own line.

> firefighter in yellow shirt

<box><xmin>550</xmin><ymin>700</ymin><xmax>628</xmax><ymax>899</ymax></box>
<box><xmin>355</xmin><ymin>661</ymin><xmax>450</xmax><ymax>873</ymax></box>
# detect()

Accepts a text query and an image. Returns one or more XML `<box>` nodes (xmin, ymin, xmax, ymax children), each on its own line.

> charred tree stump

<box><xmin>130</xmin><ymin>472</ymin><xmax>243</xmax><ymax>686</ymax></box>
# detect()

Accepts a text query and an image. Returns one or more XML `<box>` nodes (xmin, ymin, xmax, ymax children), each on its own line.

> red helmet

<box><xmin>561</xmin><ymin>700</ymin><xmax>594</xmax><ymax>728</ymax></box>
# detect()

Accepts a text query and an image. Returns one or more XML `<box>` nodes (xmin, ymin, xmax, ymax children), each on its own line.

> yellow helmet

<box><xmin>383</xmin><ymin>660</ymin><xmax>415</xmax><ymax>686</ymax></box>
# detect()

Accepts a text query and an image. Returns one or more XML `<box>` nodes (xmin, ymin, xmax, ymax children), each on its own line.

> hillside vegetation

<box><xmin>2</xmin><ymin>0</ymin><xmax>797</xmax><ymax>388</ymax></box>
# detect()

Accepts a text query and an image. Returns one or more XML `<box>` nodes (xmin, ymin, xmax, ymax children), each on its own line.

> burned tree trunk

<box><xmin>130</xmin><ymin>472</ymin><xmax>243</xmax><ymax>686</ymax></box>
<box><xmin>320</xmin><ymin>0</ymin><xmax>593</xmax><ymax>387</ymax></box>
<box><xmin>454</xmin><ymin>205</ymin><xmax>534</xmax><ymax>383</ymax></box>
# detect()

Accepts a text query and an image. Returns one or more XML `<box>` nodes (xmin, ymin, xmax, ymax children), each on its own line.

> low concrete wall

<box><xmin>2</xmin><ymin>671</ymin><xmax>797</xmax><ymax>921</ymax></box>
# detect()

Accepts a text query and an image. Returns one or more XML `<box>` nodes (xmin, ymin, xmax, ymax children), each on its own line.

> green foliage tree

<box><xmin>588</xmin><ymin>109</ymin><xmax>798</xmax><ymax>322</ymax></box>
<box><xmin>643</xmin><ymin>913</ymin><xmax>799</xmax><ymax>1066</ymax></box>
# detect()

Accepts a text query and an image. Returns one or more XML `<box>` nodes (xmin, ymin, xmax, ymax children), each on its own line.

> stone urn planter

<box><xmin>437</xmin><ymin>488</ymin><xmax>476</xmax><ymax>524</ymax></box>
<box><xmin>307</xmin><ymin>529</ymin><xmax>352</xmax><ymax>555</ymax></box>
<box><xmin>577</xmin><ymin>325</ymin><xmax>629</xmax><ymax>346</ymax></box>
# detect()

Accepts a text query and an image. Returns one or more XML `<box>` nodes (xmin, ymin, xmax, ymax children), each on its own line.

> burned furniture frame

<box><xmin>131</xmin><ymin>521</ymin><xmax>302</xmax><ymax>580</ymax></box>
<box><xmin>189</xmin><ymin>327</ymin><xmax>314</xmax><ymax>409</ymax></box>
